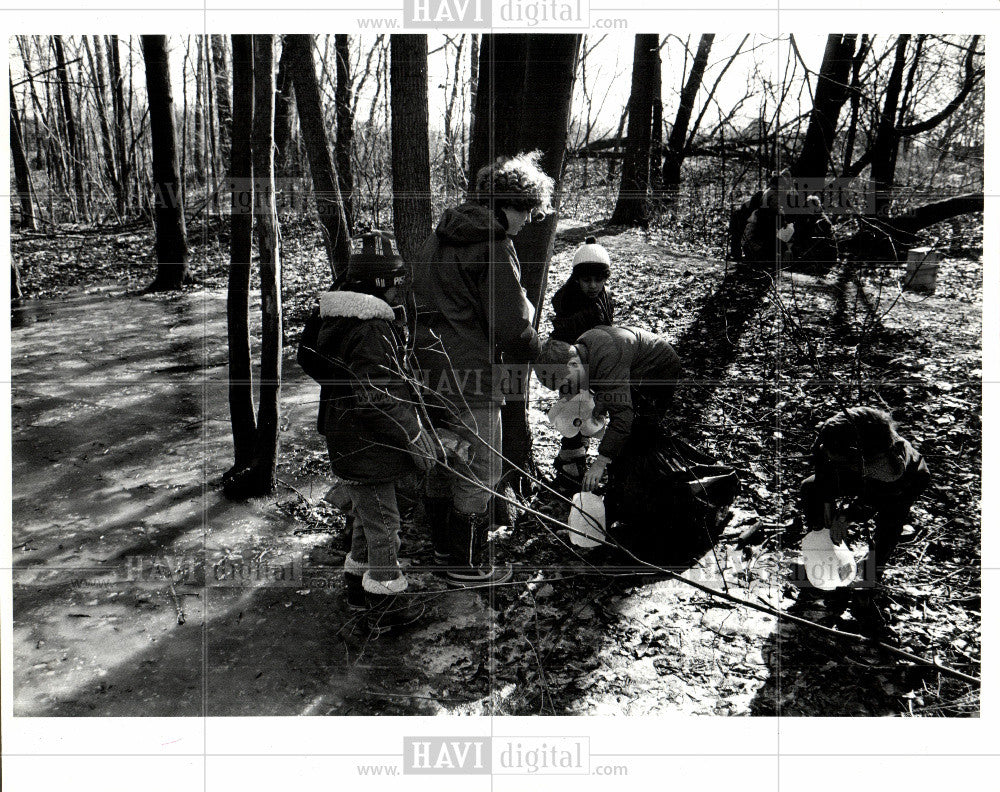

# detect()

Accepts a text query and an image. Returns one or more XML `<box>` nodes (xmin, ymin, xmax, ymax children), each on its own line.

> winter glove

<box><xmin>409</xmin><ymin>427</ymin><xmax>442</xmax><ymax>472</ymax></box>
<box><xmin>437</xmin><ymin>428</ymin><xmax>473</xmax><ymax>465</ymax></box>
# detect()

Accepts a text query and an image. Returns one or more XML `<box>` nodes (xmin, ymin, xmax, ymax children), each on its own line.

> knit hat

<box><xmin>571</xmin><ymin>236</ymin><xmax>611</xmax><ymax>279</ymax></box>
<box><xmin>346</xmin><ymin>231</ymin><xmax>407</xmax><ymax>290</ymax></box>
<box><xmin>533</xmin><ymin>338</ymin><xmax>575</xmax><ymax>391</ymax></box>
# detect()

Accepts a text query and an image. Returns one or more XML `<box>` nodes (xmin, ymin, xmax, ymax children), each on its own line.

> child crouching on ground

<box><xmin>298</xmin><ymin>231</ymin><xmax>439</xmax><ymax>635</ymax></box>
<box><xmin>535</xmin><ymin>325</ymin><xmax>682</xmax><ymax>493</ymax></box>
<box><xmin>800</xmin><ymin>407</ymin><xmax>930</xmax><ymax>632</ymax></box>
<box><xmin>549</xmin><ymin>236</ymin><xmax>615</xmax><ymax>490</ymax></box>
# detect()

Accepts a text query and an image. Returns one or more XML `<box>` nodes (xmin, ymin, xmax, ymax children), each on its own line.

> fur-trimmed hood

<box><xmin>319</xmin><ymin>290</ymin><xmax>395</xmax><ymax>321</ymax></box>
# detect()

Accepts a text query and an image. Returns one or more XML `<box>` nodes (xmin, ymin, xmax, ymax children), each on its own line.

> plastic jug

<box><xmin>568</xmin><ymin>491</ymin><xmax>606</xmax><ymax>548</ymax></box>
<box><xmin>800</xmin><ymin>529</ymin><xmax>857</xmax><ymax>590</ymax></box>
<box><xmin>548</xmin><ymin>391</ymin><xmax>606</xmax><ymax>438</ymax></box>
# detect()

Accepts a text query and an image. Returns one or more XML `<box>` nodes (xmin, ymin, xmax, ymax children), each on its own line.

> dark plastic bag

<box><xmin>604</xmin><ymin>429</ymin><xmax>739</xmax><ymax>566</ymax></box>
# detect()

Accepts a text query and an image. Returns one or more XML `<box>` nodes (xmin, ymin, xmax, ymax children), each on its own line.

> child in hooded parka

<box><xmin>298</xmin><ymin>231</ymin><xmax>439</xmax><ymax>634</ymax></box>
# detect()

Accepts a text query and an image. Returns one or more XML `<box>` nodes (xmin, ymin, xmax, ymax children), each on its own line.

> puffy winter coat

<box><xmin>811</xmin><ymin>436</ymin><xmax>930</xmax><ymax>507</ymax></box>
<box><xmin>550</xmin><ymin>277</ymin><xmax>615</xmax><ymax>344</ymax></box>
<box><xmin>297</xmin><ymin>290</ymin><xmax>422</xmax><ymax>483</ymax></box>
<box><xmin>412</xmin><ymin>203</ymin><xmax>540</xmax><ymax>408</ymax></box>
<box><xmin>575</xmin><ymin>325</ymin><xmax>682</xmax><ymax>459</ymax></box>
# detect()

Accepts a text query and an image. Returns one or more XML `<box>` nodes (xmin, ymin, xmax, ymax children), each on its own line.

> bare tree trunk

<box><xmin>53</xmin><ymin>36</ymin><xmax>88</xmax><ymax>221</ymax></box>
<box><xmin>273</xmin><ymin>36</ymin><xmax>296</xmax><ymax>173</ymax></box>
<box><xmin>503</xmin><ymin>35</ymin><xmax>580</xmax><ymax>480</ymax></box>
<box><xmin>442</xmin><ymin>35</ymin><xmax>465</xmax><ymax>193</ymax></box>
<box><xmin>867</xmin><ymin>35</ymin><xmax>909</xmax><ymax>219</ymax></box>
<box><xmin>247</xmin><ymin>34</ymin><xmax>282</xmax><ymax>495</ymax></box>
<box><xmin>225</xmin><ymin>34</ymin><xmax>257</xmax><ymax>476</ymax></box>
<box><xmin>662</xmin><ymin>33</ymin><xmax>714</xmax><ymax>198</ymax></box>
<box><xmin>180</xmin><ymin>41</ymin><xmax>189</xmax><ymax>205</ymax></box>
<box><xmin>789</xmin><ymin>34</ymin><xmax>857</xmax><ymax>179</ymax></box>
<box><xmin>141</xmin><ymin>35</ymin><xmax>190</xmax><ymax>290</ymax></box>
<box><xmin>86</xmin><ymin>36</ymin><xmax>122</xmax><ymax>211</ymax></box>
<box><xmin>389</xmin><ymin>34</ymin><xmax>432</xmax><ymax>267</ymax></box>
<box><xmin>607</xmin><ymin>107</ymin><xmax>627</xmax><ymax>181</ymax></box>
<box><xmin>648</xmin><ymin>41</ymin><xmax>663</xmax><ymax>197</ymax></box>
<box><xmin>466</xmin><ymin>34</ymin><xmax>580</xmax><ymax>480</ymax></box>
<box><xmin>10</xmin><ymin>76</ymin><xmax>36</xmax><ymax>229</ymax></box>
<box><xmin>841</xmin><ymin>35</ymin><xmax>870</xmax><ymax>174</ymax></box>
<box><xmin>108</xmin><ymin>35</ymin><xmax>130</xmax><ymax>215</ymax></box>
<box><xmin>467</xmin><ymin>34</ymin><xmax>528</xmax><ymax>184</ymax></box>
<box><xmin>285</xmin><ymin>34</ymin><xmax>352</xmax><ymax>279</ymax></box>
<box><xmin>194</xmin><ymin>38</ymin><xmax>205</xmax><ymax>178</ymax></box>
<box><xmin>466</xmin><ymin>33</ymin><xmax>479</xmax><ymax>175</ymax></box>
<box><xmin>610</xmin><ymin>34</ymin><xmax>659</xmax><ymax>226</ymax></box>
<box><xmin>211</xmin><ymin>34</ymin><xmax>233</xmax><ymax>172</ymax></box>
<box><xmin>334</xmin><ymin>34</ymin><xmax>355</xmax><ymax>230</ymax></box>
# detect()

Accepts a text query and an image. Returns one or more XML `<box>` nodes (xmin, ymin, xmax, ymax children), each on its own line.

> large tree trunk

<box><xmin>10</xmin><ymin>76</ymin><xmax>36</xmax><ymax>230</ymax></box>
<box><xmin>868</xmin><ymin>35</ymin><xmax>909</xmax><ymax>219</ymax></box>
<box><xmin>513</xmin><ymin>35</ymin><xmax>580</xmax><ymax>314</ymax></box>
<box><xmin>504</xmin><ymin>35</ymin><xmax>580</xmax><ymax>481</ymax></box>
<box><xmin>53</xmin><ymin>36</ymin><xmax>88</xmax><ymax>221</ymax></box>
<box><xmin>610</xmin><ymin>35</ymin><xmax>660</xmax><ymax>227</ymax></box>
<box><xmin>225</xmin><ymin>34</ymin><xmax>257</xmax><ymax>477</ymax></box>
<box><xmin>467</xmin><ymin>34</ymin><xmax>528</xmax><ymax>183</ymax></box>
<box><xmin>334</xmin><ymin>34</ymin><xmax>355</xmax><ymax>230</ymax></box>
<box><xmin>467</xmin><ymin>34</ymin><xmax>580</xmax><ymax>482</ymax></box>
<box><xmin>790</xmin><ymin>34</ymin><xmax>857</xmax><ymax>180</ymax></box>
<box><xmin>211</xmin><ymin>34</ymin><xmax>233</xmax><ymax>172</ymax></box>
<box><xmin>662</xmin><ymin>34</ymin><xmax>714</xmax><ymax>198</ymax></box>
<box><xmin>108</xmin><ymin>35</ymin><xmax>130</xmax><ymax>216</ymax></box>
<box><xmin>248</xmin><ymin>34</ymin><xmax>282</xmax><ymax>495</ymax></box>
<box><xmin>141</xmin><ymin>35</ymin><xmax>190</xmax><ymax>291</ymax></box>
<box><xmin>284</xmin><ymin>34</ymin><xmax>352</xmax><ymax>280</ymax></box>
<box><xmin>389</xmin><ymin>34</ymin><xmax>432</xmax><ymax>267</ymax></box>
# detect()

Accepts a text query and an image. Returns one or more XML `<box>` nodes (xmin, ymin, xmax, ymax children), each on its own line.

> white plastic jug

<box><xmin>800</xmin><ymin>529</ymin><xmax>857</xmax><ymax>590</ymax></box>
<box><xmin>548</xmin><ymin>391</ymin><xmax>606</xmax><ymax>438</ymax></box>
<box><xmin>568</xmin><ymin>491</ymin><xmax>606</xmax><ymax>548</ymax></box>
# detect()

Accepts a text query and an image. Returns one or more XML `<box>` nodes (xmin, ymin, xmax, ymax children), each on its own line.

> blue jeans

<box><xmin>425</xmin><ymin>405</ymin><xmax>501</xmax><ymax>514</ymax></box>
<box><xmin>344</xmin><ymin>481</ymin><xmax>402</xmax><ymax>583</ymax></box>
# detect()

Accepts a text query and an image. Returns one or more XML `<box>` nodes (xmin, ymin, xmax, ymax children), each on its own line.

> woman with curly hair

<box><xmin>412</xmin><ymin>151</ymin><xmax>553</xmax><ymax>588</ymax></box>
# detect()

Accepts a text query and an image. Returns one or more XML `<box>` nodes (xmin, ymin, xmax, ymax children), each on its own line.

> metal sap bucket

<box><xmin>903</xmin><ymin>247</ymin><xmax>941</xmax><ymax>294</ymax></box>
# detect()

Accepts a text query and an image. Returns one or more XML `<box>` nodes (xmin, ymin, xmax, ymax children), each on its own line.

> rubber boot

<box><xmin>443</xmin><ymin>509</ymin><xmax>513</xmax><ymax>589</ymax></box>
<box><xmin>424</xmin><ymin>497</ymin><xmax>451</xmax><ymax>566</ymax></box>
<box><xmin>362</xmin><ymin>573</ymin><xmax>425</xmax><ymax>635</ymax></box>
<box><xmin>344</xmin><ymin>555</ymin><xmax>367</xmax><ymax>611</ymax></box>
<box><xmin>345</xmin><ymin>573</ymin><xmax>366</xmax><ymax>611</ymax></box>
<box><xmin>849</xmin><ymin>589</ymin><xmax>895</xmax><ymax>641</ymax></box>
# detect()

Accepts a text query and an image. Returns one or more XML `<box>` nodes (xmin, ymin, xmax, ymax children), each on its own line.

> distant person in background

<box><xmin>412</xmin><ymin>151</ymin><xmax>552</xmax><ymax>588</ymax></box>
<box><xmin>548</xmin><ymin>236</ymin><xmax>615</xmax><ymax>491</ymax></box>
<box><xmin>790</xmin><ymin>194</ymin><xmax>836</xmax><ymax>264</ymax></box>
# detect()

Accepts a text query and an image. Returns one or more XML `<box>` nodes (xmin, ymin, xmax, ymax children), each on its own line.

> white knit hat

<box><xmin>571</xmin><ymin>236</ymin><xmax>611</xmax><ymax>278</ymax></box>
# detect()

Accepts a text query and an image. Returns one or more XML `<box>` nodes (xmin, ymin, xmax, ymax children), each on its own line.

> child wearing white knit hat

<box><xmin>546</xmin><ymin>236</ymin><xmax>615</xmax><ymax>491</ymax></box>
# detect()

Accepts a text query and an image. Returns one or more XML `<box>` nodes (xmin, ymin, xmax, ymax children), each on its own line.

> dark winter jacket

<box><xmin>575</xmin><ymin>325</ymin><xmax>682</xmax><ymax>459</ymax></box>
<box><xmin>550</xmin><ymin>277</ymin><xmax>615</xmax><ymax>344</ymax></box>
<box><xmin>412</xmin><ymin>202</ymin><xmax>540</xmax><ymax>408</ymax></box>
<box><xmin>742</xmin><ymin>205</ymin><xmax>780</xmax><ymax>261</ymax></box>
<box><xmin>811</xmin><ymin>436</ymin><xmax>930</xmax><ymax>508</ymax></box>
<box><xmin>297</xmin><ymin>290</ymin><xmax>422</xmax><ymax>484</ymax></box>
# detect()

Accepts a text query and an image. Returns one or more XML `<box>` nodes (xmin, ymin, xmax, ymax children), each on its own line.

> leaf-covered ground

<box><xmin>10</xmin><ymin>216</ymin><xmax>981</xmax><ymax>716</ymax></box>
